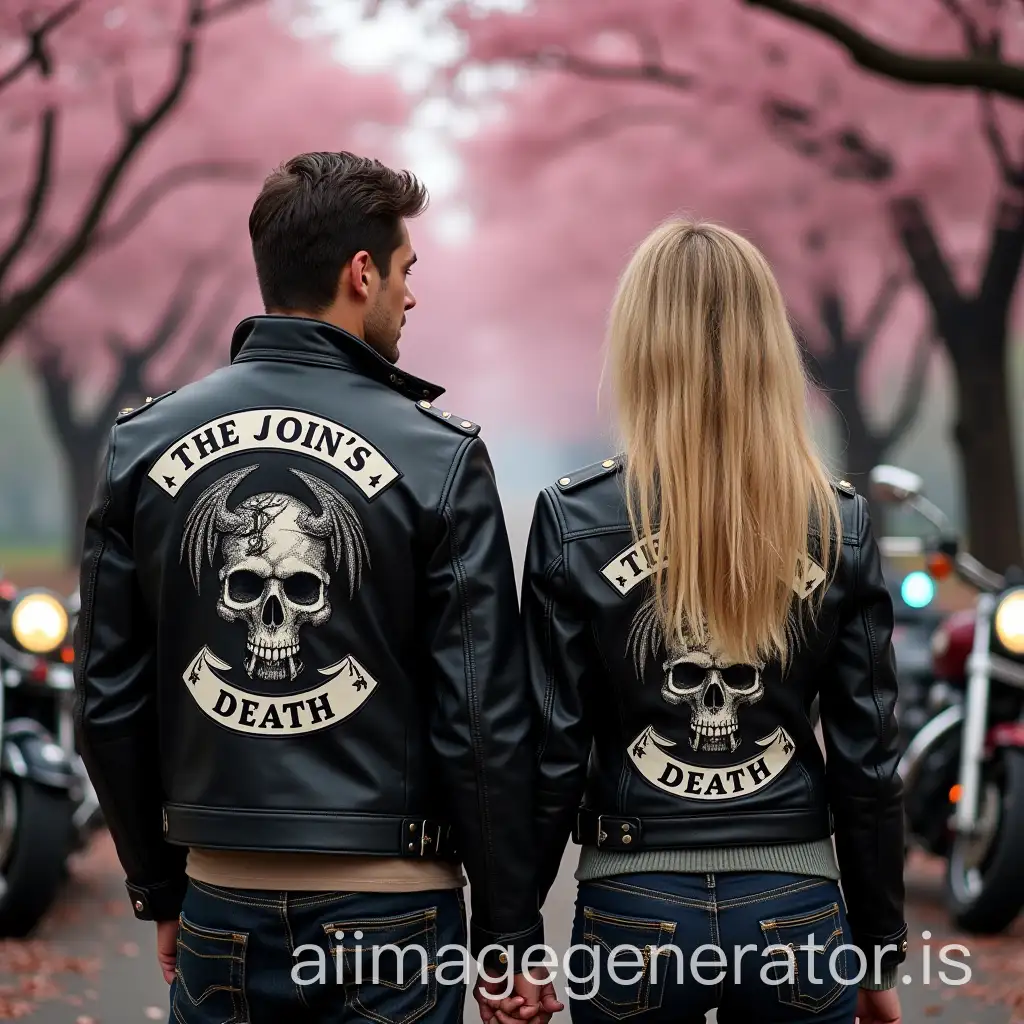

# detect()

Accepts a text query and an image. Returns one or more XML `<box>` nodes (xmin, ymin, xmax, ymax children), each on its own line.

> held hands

<box><xmin>156</xmin><ymin>919</ymin><xmax>179</xmax><ymax>984</ymax></box>
<box><xmin>474</xmin><ymin>973</ymin><xmax>564</xmax><ymax>1024</ymax></box>
<box><xmin>856</xmin><ymin>987</ymin><xmax>901</xmax><ymax>1024</ymax></box>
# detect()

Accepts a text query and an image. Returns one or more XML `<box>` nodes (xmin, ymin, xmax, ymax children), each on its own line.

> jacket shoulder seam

<box><xmin>563</xmin><ymin>523</ymin><xmax>633</xmax><ymax>543</ymax></box>
<box><xmin>541</xmin><ymin>486</ymin><xmax>573</xmax><ymax>570</ymax></box>
<box><xmin>437</xmin><ymin>435</ymin><xmax>476</xmax><ymax>514</ymax></box>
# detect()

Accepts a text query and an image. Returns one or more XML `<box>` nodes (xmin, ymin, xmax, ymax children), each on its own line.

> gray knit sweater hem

<box><xmin>574</xmin><ymin>837</ymin><xmax>841</xmax><ymax>882</ymax></box>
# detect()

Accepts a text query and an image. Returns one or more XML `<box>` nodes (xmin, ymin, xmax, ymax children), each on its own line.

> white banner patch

<box><xmin>793</xmin><ymin>555</ymin><xmax>826</xmax><ymax>597</ymax></box>
<box><xmin>149</xmin><ymin>410</ymin><xmax>399</xmax><ymax>500</ymax></box>
<box><xmin>183</xmin><ymin>646</ymin><xmax>378</xmax><ymax>734</ymax></box>
<box><xmin>600</xmin><ymin>535</ymin><xmax>667</xmax><ymax>596</ymax></box>
<box><xmin>601</xmin><ymin>533</ymin><xmax>824</xmax><ymax>600</ymax></box>
<box><xmin>627</xmin><ymin>725</ymin><xmax>796</xmax><ymax>799</ymax></box>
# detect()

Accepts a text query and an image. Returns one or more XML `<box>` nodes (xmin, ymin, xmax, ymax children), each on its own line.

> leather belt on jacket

<box><xmin>572</xmin><ymin>806</ymin><xmax>833</xmax><ymax>850</ymax></box>
<box><xmin>163</xmin><ymin>804</ymin><xmax>459</xmax><ymax>861</ymax></box>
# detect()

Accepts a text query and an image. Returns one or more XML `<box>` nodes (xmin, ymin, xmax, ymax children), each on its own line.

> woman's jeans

<box><xmin>567</xmin><ymin>872</ymin><xmax>860</xmax><ymax>1023</ymax></box>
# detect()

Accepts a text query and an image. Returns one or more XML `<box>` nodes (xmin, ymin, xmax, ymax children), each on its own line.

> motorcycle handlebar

<box><xmin>878</xmin><ymin>537</ymin><xmax>1005</xmax><ymax>593</ymax></box>
<box><xmin>954</xmin><ymin>551</ymin><xmax>1005</xmax><ymax>593</ymax></box>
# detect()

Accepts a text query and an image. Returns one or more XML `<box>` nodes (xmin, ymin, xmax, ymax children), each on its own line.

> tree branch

<box><xmin>138</xmin><ymin>259</ymin><xmax>210</xmax><ymax>363</ymax></box>
<box><xmin>115</xmin><ymin>73</ymin><xmax>136</xmax><ymax>127</ymax></box>
<box><xmin>163</xmin><ymin>268</ymin><xmax>241</xmax><ymax>384</ymax></box>
<box><xmin>0</xmin><ymin>0</ymin><xmax>258</xmax><ymax>350</ymax></box>
<box><xmin>762</xmin><ymin>97</ymin><xmax>895</xmax><ymax>181</ymax></box>
<box><xmin>0</xmin><ymin>108</ymin><xmax>57</xmax><ymax>286</ymax></box>
<box><xmin>205</xmin><ymin>0</ymin><xmax>265</xmax><ymax>17</ymax></box>
<box><xmin>742</xmin><ymin>0</ymin><xmax>1024</xmax><ymax>99</ymax></box>
<box><xmin>0</xmin><ymin>1</ymin><xmax>82</xmax><ymax>96</ymax></box>
<box><xmin>23</xmin><ymin>320</ymin><xmax>76</xmax><ymax>442</ymax></box>
<box><xmin>888</xmin><ymin>196</ymin><xmax>961</xmax><ymax>325</ymax></box>
<box><xmin>936</xmin><ymin>0</ymin><xmax>985</xmax><ymax>51</ymax></box>
<box><xmin>854</xmin><ymin>271</ymin><xmax>903</xmax><ymax>348</ymax></box>
<box><xmin>93</xmin><ymin>333</ymin><xmax>142</xmax><ymax>430</ymax></box>
<box><xmin>819</xmin><ymin>291</ymin><xmax>846</xmax><ymax>355</ymax></box>
<box><xmin>978</xmin><ymin>195</ymin><xmax>1024</xmax><ymax>313</ymax></box>
<box><xmin>95</xmin><ymin>160</ymin><xmax>259</xmax><ymax>251</ymax></box>
<box><xmin>978</xmin><ymin>91</ymin><xmax>1021</xmax><ymax>186</ymax></box>
<box><xmin>881</xmin><ymin>326</ymin><xmax>933</xmax><ymax>450</ymax></box>
<box><xmin>523</xmin><ymin>46</ymin><xmax>694</xmax><ymax>91</ymax></box>
<box><xmin>800</xmin><ymin>342</ymin><xmax>825</xmax><ymax>386</ymax></box>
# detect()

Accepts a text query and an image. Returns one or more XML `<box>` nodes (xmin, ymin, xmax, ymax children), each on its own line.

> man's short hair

<box><xmin>248</xmin><ymin>151</ymin><xmax>428</xmax><ymax>313</ymax></box>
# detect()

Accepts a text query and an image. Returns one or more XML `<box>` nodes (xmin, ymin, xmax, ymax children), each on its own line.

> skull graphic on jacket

<box><xmin>180</xmin><ymin>464</ymin><xmax>369</xmax><ymax>683</ymax></box>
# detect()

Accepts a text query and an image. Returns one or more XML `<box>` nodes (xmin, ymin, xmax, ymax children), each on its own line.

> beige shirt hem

<box><xmin>186</xmin><ymin>849</ymin><xmax>466</xmax><ymax>893</ymax></box>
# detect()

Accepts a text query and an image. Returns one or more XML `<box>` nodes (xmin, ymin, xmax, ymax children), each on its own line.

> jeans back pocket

<box><xmin>759</xmin><ymin>900</ymin><xmax>851</xmax><ymax>1012</ymax></box>
<box><xmin>572</xmin><ymin>907</ymin><xmax>676</xmax><ymax>1019</ymax></box>
<box><xmin>324</xmin><ymin>907</ymin><xmax>438</xmax><ymax>1024</ymax></box>
<box><xmin>173</xmin><ymin>915</ymin><xmax>248</xmax><ymax>1024</ymax></box>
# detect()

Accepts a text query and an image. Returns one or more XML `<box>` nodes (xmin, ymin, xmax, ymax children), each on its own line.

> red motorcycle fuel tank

<box><xmin>930</xmin><ymin>608</ymin><xmax>975</xmax><ymax>682</ymax></box>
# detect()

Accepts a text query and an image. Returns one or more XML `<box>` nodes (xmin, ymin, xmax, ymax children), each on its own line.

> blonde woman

<box><xmin>517</xmin><ymin>221</ymin><xmax>906</xmax><ymax>1023</ymax></box>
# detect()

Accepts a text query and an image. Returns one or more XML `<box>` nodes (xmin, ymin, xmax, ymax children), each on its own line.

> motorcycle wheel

<box><xmin>946</xmin><ymin>748</ymin><xmax>1024</xmax><ymax>933</ymax></box>
<box><xmin>0</xmin><ymin>776</ymin><xmax>73</xmax><ymax>937</ymax></box>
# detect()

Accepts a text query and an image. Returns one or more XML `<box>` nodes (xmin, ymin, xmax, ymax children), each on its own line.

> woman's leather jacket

<box><xmin>521</xmin><ymin>456</ymin><xmax>908</xmax><ymax>974</ymax></box>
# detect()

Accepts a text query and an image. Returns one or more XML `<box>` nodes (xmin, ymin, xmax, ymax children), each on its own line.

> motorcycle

<box><xmin>870</xmin><ymin>464</ymin><xmax>1024</xmax><ymax>933</ymax></box>
<box><xmin>0</xmin><ymin>576</ymin><xmax>101</xmax><ymax>935</ymax></box>
<box><xmin>808</xmin><ymin>550</ymin><xmax>941</xmax><ymax>734</ymax></box>
<box><xmin>879</xmin><ymin>547</ymin><xmax>946</xmax><ymax>749</ymax></box>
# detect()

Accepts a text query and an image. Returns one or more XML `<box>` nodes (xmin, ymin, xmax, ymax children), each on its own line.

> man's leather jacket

<box><xmin>73</xmin><ymin>314</ymin><xmax>542</xmax><ymax>968</ymax></box>
<box><xmin>521</xmin><ymin>456</ymin><xmax>907</xmax><ymax>973</ymax></box>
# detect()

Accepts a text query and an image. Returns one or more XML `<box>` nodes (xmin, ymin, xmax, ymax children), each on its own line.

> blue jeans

<box><xmin>168</xmin><ymin>879</ymin><xmax>467</xmax><ymax>1023</ymax></box>
<box><xmin>566</xmin><ymin>872</ymin><xmax>859</xmax><ymax>1023</ymax></box>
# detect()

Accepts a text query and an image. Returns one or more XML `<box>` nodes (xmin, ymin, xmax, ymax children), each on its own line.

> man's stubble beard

<box><xmin>364</xmin><ymin>291</ymin><xmax>400</xmax><ymax>364</ymax></box>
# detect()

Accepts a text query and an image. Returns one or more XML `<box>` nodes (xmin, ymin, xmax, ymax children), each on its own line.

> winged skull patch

<box><xmin>175</xmin><ymin>463</ymin><xmax>378</xmax><ymax>736</ymax></box>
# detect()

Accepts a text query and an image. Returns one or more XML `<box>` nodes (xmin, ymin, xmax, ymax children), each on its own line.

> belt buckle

<box><xmin>595</xmin><ymin>814</ymin><xmax>608</xmax><ymax>847</ymax></box>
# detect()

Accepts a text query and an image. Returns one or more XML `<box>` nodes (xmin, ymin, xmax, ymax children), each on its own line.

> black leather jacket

<box><xmin>73</xmin><ymin>314</ymin><xmax>542</xmax><ymax>967</ymax></box>
<box><xmin>521</xmin><ymin>456</ymin><xmax>907</xmax><ymax>972</ymax></box>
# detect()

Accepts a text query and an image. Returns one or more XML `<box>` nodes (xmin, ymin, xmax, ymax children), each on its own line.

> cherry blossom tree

<box><xmin>14</xmin><ymin>1</ymin><xmax>407</xmax><ymax>559</ymax></box>
<box><xmin>741</xmin><ymin>0</ymin><xmax>1024</xmax><ymax>99</ymax></box>
<box><xmin>357</xmin><ymin>0</ymin><xmax>1022</xmax><ymax>568</ymax></box>
<box><xmin>0</xmin><ymin>0</ymin><xmax>284</xmax><ymax>352</ymax></box>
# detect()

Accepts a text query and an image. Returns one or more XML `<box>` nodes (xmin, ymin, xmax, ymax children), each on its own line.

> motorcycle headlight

<box><xmin>994</xmin><ymin>588</ymin><xmax>1024</xmax><ymax>656</ymax></box>
<box><xmin>9</xmin><ymin>591</ymin><xmax>69</xmax><ymax>655</ymax></box>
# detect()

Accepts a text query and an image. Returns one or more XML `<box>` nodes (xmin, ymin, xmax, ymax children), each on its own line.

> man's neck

<box><xmin>269</xmin><ymin>307</ymin><xmax>363</xmax><ymax>340</ymax></box>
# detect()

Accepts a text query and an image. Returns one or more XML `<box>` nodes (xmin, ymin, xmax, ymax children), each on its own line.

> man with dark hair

<box><xmin>247</xmin><ymin>151</ymin><xmax>425</xmax><ymax>363</ymax></box>
<box><xmin>74</xmin><ymin>152</ymin><xmax>558</xmax><ymax>1022</ymax></box>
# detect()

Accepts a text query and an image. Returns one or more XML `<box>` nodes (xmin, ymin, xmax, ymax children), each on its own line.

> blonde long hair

<box><xmin>606</xmin><ymin>219</ymin><xmax>842</xmax><ymax>667</ymax></box>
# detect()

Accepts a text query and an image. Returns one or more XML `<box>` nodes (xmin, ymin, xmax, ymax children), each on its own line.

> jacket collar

<box><xmin>229</xmin><ymin>314</ymin><xmax>445</xmax><ymax>403</ymax></box>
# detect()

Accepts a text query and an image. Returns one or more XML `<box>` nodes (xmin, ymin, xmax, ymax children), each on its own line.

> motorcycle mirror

<box><xmin>869</xmin><ymin>465</ymin><xmax>924</xmax><ymax>504</ymax></box>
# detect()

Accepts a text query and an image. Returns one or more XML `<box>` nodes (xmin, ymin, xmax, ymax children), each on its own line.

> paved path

<box><xmin>0</xmin><ymin>833</ymin><xmax>1019</xmax><ymax>1022</ymax></box>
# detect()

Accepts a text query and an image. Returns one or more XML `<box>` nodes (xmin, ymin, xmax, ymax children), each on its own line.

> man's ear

<box><xmin>344</xmin><ymin>250</ymin><xmax>373</xmax><ymax>300</ymax></box>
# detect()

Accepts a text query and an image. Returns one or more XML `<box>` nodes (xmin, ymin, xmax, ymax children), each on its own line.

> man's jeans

<box><xmin>566</xmin><ymin>872</ymin><xmax>860</xmax><ymax>1023</ymax></box>
<box><xmin>168</xmin><ymin>879</ymin><xmax>467</xmax><ymax>1023</ymax></box>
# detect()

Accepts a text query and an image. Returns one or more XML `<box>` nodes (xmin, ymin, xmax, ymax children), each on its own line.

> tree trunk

<box><xmin>62</xmin><ymin>430</ymin><xmax>108</xmax><ymax>568</ymax></box>
<box><xmin>948</xmin><ymin>328</ymin><xmax>1023</xmax><ymax>571</ymax></box>
<box><xmin>891</xmin><ymin>195</ymin><xmax>1024</xmax><ymax>571</ymax></box>
<box><xmin>835</xmin><ymin>406</ymin><xmax>886</xmax><ymax>482</ymax></box>
<box><xmin>826</xmin><ymin>388</ymin><xmax>889</xmax><ymax>533</ymax></box>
